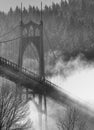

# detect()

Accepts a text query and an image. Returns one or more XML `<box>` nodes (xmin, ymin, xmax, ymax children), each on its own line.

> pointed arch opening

<box><xmin>23</xmin><ymin>28</ymin><xmax>27</xmax><ymax>37</ymax></box>
<box><xmin>22</xmin><ymin>42</ymin><xmax>39</xmax><ymax>75</ymax></box>
<box><xmin>28</xmin><ymin>26</ymin><xmax>34</xmax><ymax>37</ymax></box>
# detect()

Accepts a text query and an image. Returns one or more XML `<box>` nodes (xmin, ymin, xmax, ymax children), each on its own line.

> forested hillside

<box><xmin>0</xmin><ymin>0</ymin><xmax>94</xmax><ymax>62</ymax></box>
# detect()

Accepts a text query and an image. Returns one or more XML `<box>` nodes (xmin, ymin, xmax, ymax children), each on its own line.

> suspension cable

<box><xmin>0</xmin><ymin>24</ymin><xmax>20</xmax><ymax>39</ymax></box>
<box><xmin>0</xmin><ymin>36</ymin><xmax>21</xmax><ymax>44</ymax></box>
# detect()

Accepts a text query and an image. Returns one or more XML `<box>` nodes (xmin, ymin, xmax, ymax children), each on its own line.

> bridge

<box><xmin>0</xmin><ymin>3</ymin><xmax>93</xmax><ymax>130</ymax></box>
<box><xmin>0</xmin><ymin>56</ymin><xmax>81</xmax><ymax>106</ymax></box>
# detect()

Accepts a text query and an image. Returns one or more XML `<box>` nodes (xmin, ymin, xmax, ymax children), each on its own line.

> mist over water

<box><xmin>49</xmin><ymin>54</ymin><xmax>94</xmax><ymax>110</ymax></box>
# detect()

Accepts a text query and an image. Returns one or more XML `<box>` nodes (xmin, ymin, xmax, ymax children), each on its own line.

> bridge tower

<box><xmin>18</xmin><ymin>3</ymin><xmax>47</xmax><ymax>130</ymax></box>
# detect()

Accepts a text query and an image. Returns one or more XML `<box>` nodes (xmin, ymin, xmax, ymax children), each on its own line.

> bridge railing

<box><xmin>0</xmin><ymin>56</ymin><xmax>62</xmax><ymax>91</ymax></box>
<box><xmin>0</xmin><ymin>56</ymin><xmax>37</xmax><ymax>75</ymax></box>
<box><xmin>0</xmin><ymin>57</ymin><xmax>43</xmax><ymax>81</ymax></box>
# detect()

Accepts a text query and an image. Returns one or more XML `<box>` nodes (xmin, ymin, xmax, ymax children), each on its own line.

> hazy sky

<box><xmin>0</xmin><ymin>0</ymin><xmax>61</xmax><ymax>12</ymax></box>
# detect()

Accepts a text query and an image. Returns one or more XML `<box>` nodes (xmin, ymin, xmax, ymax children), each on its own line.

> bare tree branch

<box><xmin>0</xmin><ymin>84</ymin><xmax>32</xmax><ymax>130</ymax></box>
<box><xmin>57</xmin><ymin>107</ymin><xmax>87</xmax><ymax>130</ymax></box>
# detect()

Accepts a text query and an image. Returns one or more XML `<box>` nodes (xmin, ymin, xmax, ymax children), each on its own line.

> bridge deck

<box><xmin>0</xmin><ymin>57</ymin><xmax>93</xmax><ymax>116</ymax></box>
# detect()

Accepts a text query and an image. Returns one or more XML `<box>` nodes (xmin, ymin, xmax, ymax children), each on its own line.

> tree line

<box><xmin>0</xmin><ymin>0</ymin><xmax>94</xmax><ymax>63</ymax></box>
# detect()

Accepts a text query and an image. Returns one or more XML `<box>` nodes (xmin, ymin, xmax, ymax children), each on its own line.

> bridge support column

<box><xmin>17</xmin><ymin>20</ymin><xmax>23</xmax><ymax>101</ymax></box>
<box><xmin>39</xmin><ymin>20</ymin><xmax>48</xmax><ymax>130</ymax></box>
<box><xmin>38</xmin><ymin>95</ymin><xmax>47</xmax><ymax>130</ymax></box>
<box><xmin>39</xmin><ymin>95</ymin><xmax>42</xmax><ymax>130</ymax></box>
<box><xmin>44</xmin><ymin>95</ymin><xmax>48</xmax><ymax>130</ymax></box>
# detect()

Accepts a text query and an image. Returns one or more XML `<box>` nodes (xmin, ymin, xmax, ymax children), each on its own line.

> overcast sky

<box><xmin>0</xmin><ymin>0</ymin><xmax>61</xmax><ymax>12</ymax></box>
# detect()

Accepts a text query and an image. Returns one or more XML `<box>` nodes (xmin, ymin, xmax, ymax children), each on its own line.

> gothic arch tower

<box><xmin>18</xmin><ymin>20</ymin><xmax>44</xmax><ymax>78</ymax></box>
